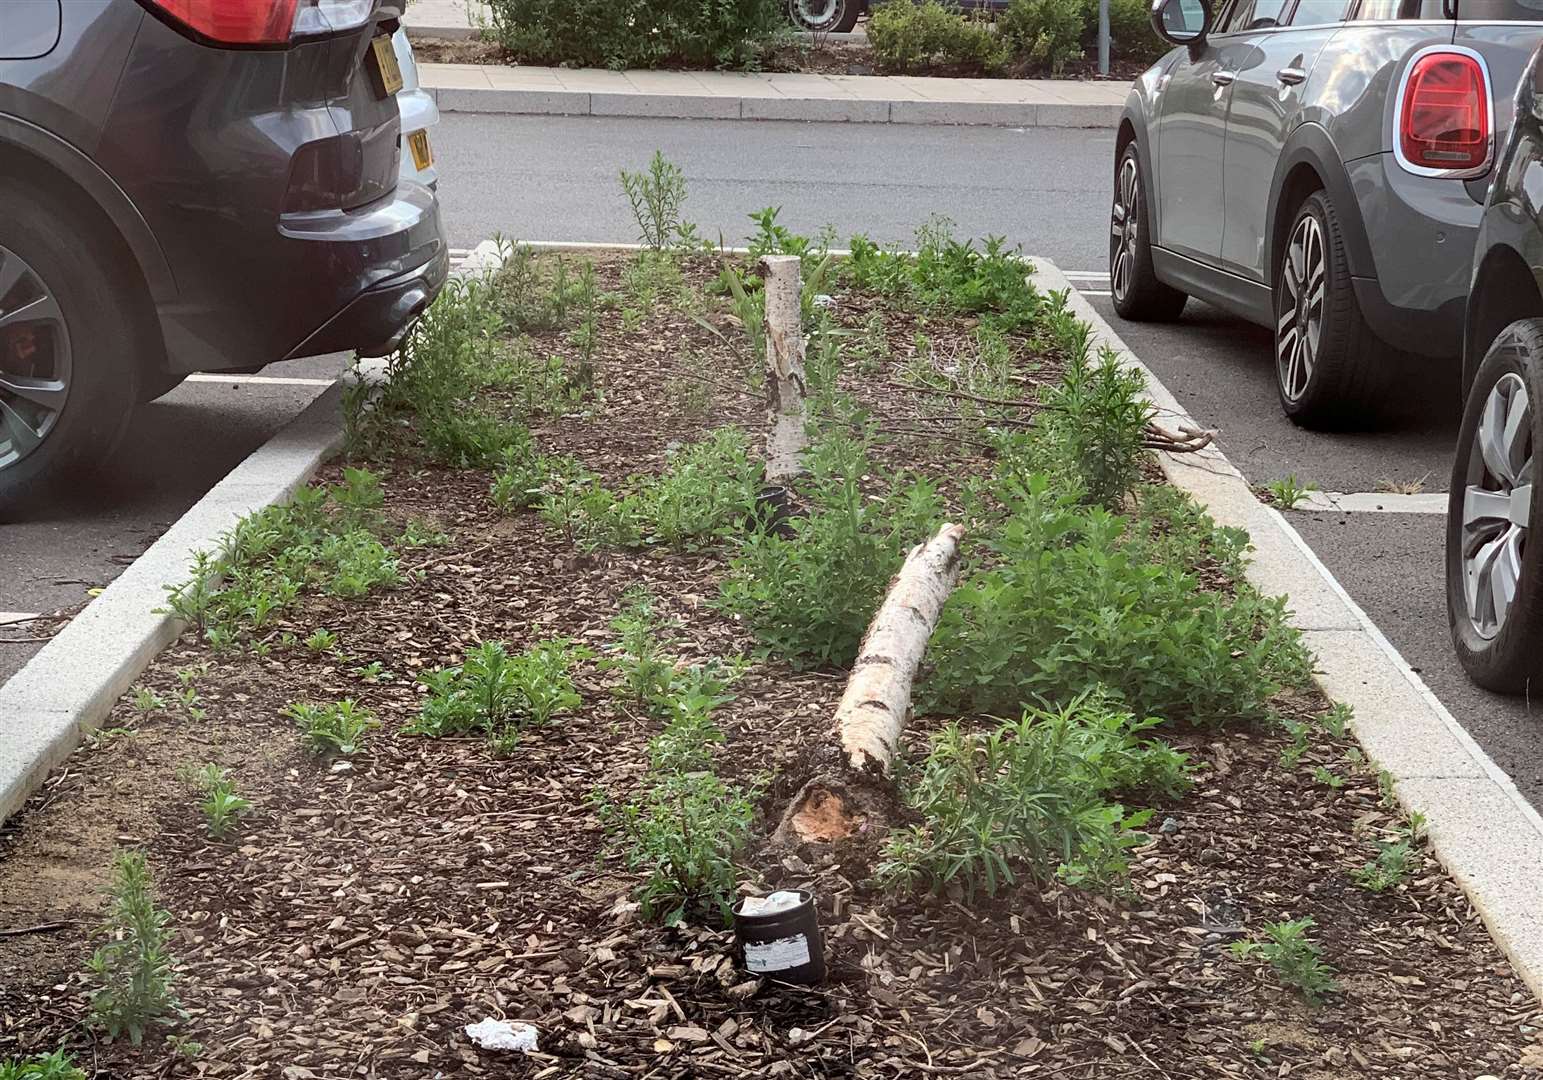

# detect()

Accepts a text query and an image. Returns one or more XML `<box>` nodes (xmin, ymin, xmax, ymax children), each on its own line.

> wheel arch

<box><xmin>1464</xmin><ymin>244</ymin><xmax>1543</xmax><ymax>395</ymax></box>
<box><xmin>0</xmin><ymin>115</ymin><xmax>171</xmax><ymax>375</ymax></box>
<box><xmin>1266</xmin><ymin>125</ymin><xmax>1374</xmax><ymax>289</ymax></box>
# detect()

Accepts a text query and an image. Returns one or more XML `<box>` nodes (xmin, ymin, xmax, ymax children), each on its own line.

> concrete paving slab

<box><xmin>591</xmin><ymin>93</ymin><xmax>740</xmax><ymax>120</ymax></box>
<box><xmin>437</xmin><ymin>88</ymin><xmax>589</xmax><ymax>115</ymax></box>
<box><xmin>890</xmin><ymin>100</ymin><xmax>1039</xmax><ymax>126</ymax></box>
<box><xmin>741</xmin><ymin>97</ymin><xmax>891</xmax><ymax>122</ymax></box>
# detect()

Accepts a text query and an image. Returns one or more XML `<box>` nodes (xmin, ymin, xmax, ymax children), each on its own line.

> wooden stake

<box><xmin>761</xmin><ymin>255</ymin><xmax>808</xmax><ymax>484</ymax></box>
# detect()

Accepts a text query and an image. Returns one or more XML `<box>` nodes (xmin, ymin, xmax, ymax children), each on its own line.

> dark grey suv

<box><xmin>0</xmin><ymin>0</ymin><xmax>448</xmax><ymax>498</ymax></box>
<box><xmin>1111</xmin><ymin>0</ymin><xmax>1543</xmax><ymax>427</ymax></box>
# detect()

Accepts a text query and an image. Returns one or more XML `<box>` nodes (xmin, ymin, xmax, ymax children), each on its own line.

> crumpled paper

<box><xmin>464</xmin><ymin>1018</ymin><xmax>539</xmax><ymax>1052</ymax></box>
<box><xmin>740</xmin><ymin>890</ymin><xmax>804</xmax><ymax>916</ymax></box>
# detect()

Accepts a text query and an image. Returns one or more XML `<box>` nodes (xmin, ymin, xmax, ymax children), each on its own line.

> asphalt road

<box><xmin>4</xmin><ymin>111</ymin><xmax>1535</xmax><ymax>805</ymax></box>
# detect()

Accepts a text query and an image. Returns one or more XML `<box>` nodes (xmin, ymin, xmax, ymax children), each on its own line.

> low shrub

<box><xmin>287</xmin><ymin>699</ymin><xmax>379</xmax><ymax>757</ymax></box>
<box><xmin>718</xmin><ymin>436</ymin><xmax>946</xmax><ymax>668</ymax></box>
<box><xmin>1230</xmin><ymin>917</ymin><xmax>1339</xmax><ymax>1004</ymax></box>
<box><xmin>0</xmin><ymin>1052</ymin><xmax>86</xmax><ymax>1080</ymax></box>
<box><xmin>924</xmin><ymin>475</ymin><xmax>1311</xmax><ymax>724</ymax></box>
<box><xmin>87</xmin><ymin>851</ymin><xmax>183</xmax><ymax>1044</ymax></box>
<box><xmin>483</xmin><ymin>0</ymin><xmax>785</xmax><ymax>71</ymax></box>
<box><xmin>998</xmin><ymin>0</ymin><xmax>1084</xmax><ymax>75</ymax></box>
<box><xmin>1104</xmin><ymin>0</ymin><xmax>1167</xmax><ymax>62</ymax></box>
<box><xmin>869</xmin><ymin>0</ymin><xmax>1008</xmax><ymax>73</ymax></box>
<box><xmin>877</xmin><ymin>693</ymin><xmax>1188</xmax><ymax>897</ymax></box>
<box><xmin>1033</xmin><ymin>333</ymin><xmax>1152</xmax><ymax>509</ymax></box>
<box><xmin>632</xmin><ymin>428</ymin><xmax>762</xmax><ymax>548</ymax></box>
<box><xmin>409</xmin><ymin>638</ymin><xmax>589</xmax><ymax>739</ymax></box>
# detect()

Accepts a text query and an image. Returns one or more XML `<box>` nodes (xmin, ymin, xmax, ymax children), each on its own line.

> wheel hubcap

<box><xmin>1276</xmin><ymin>214</ymin><xmax>1325</xmax><ymax>404</ymax></box>
<box><xmin>793</xmin><ymin>0</ymin><xmax>838</xmax><ymax>25</ymax></box>
<box><xmin>1461</xmin><ymin>371</ymin><xmax>1533</xmax><ymax>640</ymax></box>
<box><xmin>0</xmin><ymin>245</ymin><xmax>70</xmax><ymax>472</ymax></box>
<box><xmin>1110</xmin><ymin>157</ymin><xmax>1139</xmax><ymax>303</ymax></box>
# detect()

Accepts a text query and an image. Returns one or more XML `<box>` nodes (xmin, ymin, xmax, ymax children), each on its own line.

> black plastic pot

<box><xmin>732</xmin><ymin>890</ymin><xmax>825</xmax><ymax>985</ymax></box>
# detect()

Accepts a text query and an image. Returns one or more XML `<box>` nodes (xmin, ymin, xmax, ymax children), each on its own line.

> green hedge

<box><xmin>483</xmin><ymin>0</ymin><xmax>786</xmax><ymax>70</ymax></box>
<box><xmin>870</xmin><ymin>0</ymin><xmax>1167</xmax><ymax>76</ymax></box>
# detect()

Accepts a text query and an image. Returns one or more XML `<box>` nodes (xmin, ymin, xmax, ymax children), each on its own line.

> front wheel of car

<box><xmin>1109</xmin><ymin>143</ymin><xmax>1187</xmax><ymax>322</ymax></box>
<box><xmin>1273</xmin><ymin>190</ymin><xmax>1392</xmax><ymax>429</ymax></box>
<box><xmin>0</xmin><ymin>179</ymin><xmax>143</xmax><ymax>504</ymax></box>
<box><xmin>1446</xmin><ymin>319</ymin><xmax>1543</xmax><ymax>692</ymax></box>
<box><xmin>787</xmin><ymin>0</ymin><xmax>861</xmax><ymax>32</ymax></box>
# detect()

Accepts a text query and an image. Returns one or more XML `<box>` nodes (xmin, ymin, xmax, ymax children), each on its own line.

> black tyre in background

<box><xmin>1446</xmin><ymin>318</ymin><xmax>1543</xmax><ymax>693</ymax></box>
<box><xmin>1109</xmin><ymin>143</ymin><xmax>1188</xmax><ymax>323</ymax></box>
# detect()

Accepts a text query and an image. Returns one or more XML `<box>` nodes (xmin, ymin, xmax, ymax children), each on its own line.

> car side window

<box><xmin>1218</xmin><ymin>0</ymin><xmax>1293</xmax><ymax>32</ymax></box>
<box><xmin>1351</xmin><ymin>0</ymin><xmax>1444</xmax><ymax>17</ymax></box>
<box><xmin>1287</xmin><ymin>0</ymin><xmax>1348</xmax><ymax>22</ymax></box>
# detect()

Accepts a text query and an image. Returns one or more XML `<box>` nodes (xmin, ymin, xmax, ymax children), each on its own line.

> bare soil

<box><xmin>1</xmin><ymin>251</ymin><xmax>1540</xmax><ymax>1078</ymax></box>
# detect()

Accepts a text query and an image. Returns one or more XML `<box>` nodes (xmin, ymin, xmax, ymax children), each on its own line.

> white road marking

<box><xmin>0</xmin><ymin>612</ymin><xmax>42</xmax><ymax>626</ymax></box>
<box><xmin>1291</xmin><ymin>490</ymin><xmax>1448</xmax><ymax>515</ymax></box>
<box><xmin>1079</xmin><ymin>290</ymin><xmax>1113</xmax><ymax>297</ymax></box>
<box><xmin>184</xmin><ymin>374</ymin><xmax>337</xmax><ymax>387</ymax></box>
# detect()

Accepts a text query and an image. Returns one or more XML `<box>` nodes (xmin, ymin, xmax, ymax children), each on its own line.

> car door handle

<box><xmin>1212</xmin><ymin>70</ymin><xmax>1237</xmax><ymax>86</ymax></box>
<box><xmin>1277</xmin><ymin>66</ymin><xmax>1307</xmax><ymax>85</ymax></box>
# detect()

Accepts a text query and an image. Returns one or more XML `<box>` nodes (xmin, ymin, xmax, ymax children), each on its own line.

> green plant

<box><xmin>620</xmin><ymin>152</ymin><xmax>693</xmax><ymax>251</ymax></box>
<box><xmin>719</xmin><ymin>436</ymin><xmax>946</xmax><ymax>668</ymax></box>
<box><xmin>286</xmin><ymin>699</ymin><xmax>379</xmax><ymax>757</ymax></box>
<box><xmin>409</xmin><ymin>638</ymin><xmax>589</xmax><ymax>737</ymax></box>
<box><xmin>998</xmin><ymin>0</ymin><xmax>1085</xmax><ymax>74</ymax></box>
<box><xmin>485</xmin><ymin>0</ymin><xmax>784</xmax><ymax>70</ymax></box>
<box><xmin>604</xmin><ymin>588</ymin><xmax>679</xmax><ymax>711</ymax></box>
<box><xmin>876</xmin><ymin>693</ymin><xmax>1186</xmax><ymax>899</ymax></box>
<box><xmin>1312</xmin><ymin>765</ymin><xmax>1345</xmax><ymax>790</ymax></box>
<box><xmin>1352</xmin><ymin>814</ymin><xmax>1424</xmax><ymax>893</ymax></box>
<box><xmin>0</xmin><ymin>1051</ymin><xmax>86</xmax><ymax>1080</ymax></box>
<box><xmin>1229</xmin><ymin>917</ymin><xmax>1338</xmax><ymax>1004</ymax></box>
<box><xmin>632</xmin><ymin>428</ymin><xmax>762</xmax><ymax>549</ymax></box>
<box><xmin>131</xmin><ymin>686</ymin><xmax>166</xmax><ymax>715</ymax></box>
<box><xmin>187</xmin><ymin>764</ymin><xmax>252</xmax><ymax>839</ymax></box>
<box><xmin>1035</xmin><ymin>338</ymin><xmax>1151</xmax><ymax>508</ymax></box>
<box><xmin>1106</xmin><ymin>0</ymin><xmax>1167</xmax><ymax>61</ymax></box>
<box><xmin>868</xmin><ymin>0</ymin><xmax>1008</xmax><ymax>73</ymax></box>
<box><xmin>1267</xmin><ymin>474</ymin><xmax>1318</xmax><ymax>509</ymax></box>
<box><xmin>1319</xmin><ymin>701</ymin><xmax>1353</xmax><ymax>739</ymax></box>
<box><xmin>924</xmin><ymin>475</ymin><xmax>1311</xmax><ymax>725</ymax></box>
<box><xmin>87</xmin><ymin>851</ymin><xmax>183</xmax><ymax>1044</ymax></box>
<box><xmin>305</xmin><ymin>628</ymin><xmax>338</xmax><ymax>653</ymax></box>
<box><xmin>594</xmin><ymin>768</ymin><xmax>753</xmax><ymax>926</ymax></box>
<box><xmin>1279</xmin><ymin>718</ymin><xmax>1310</xmax><ymax>769</ymax></box>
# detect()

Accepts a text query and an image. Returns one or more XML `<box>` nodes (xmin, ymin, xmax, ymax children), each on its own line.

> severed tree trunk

<box><xmin>774</xmin><ymin>523</ymin><xmax>966</xmax><ymax>846</ymax></box>
<box><xmin>761</xmin><ymin>255</ymin><xmax>808</xmax><ymax>485</ymax></box>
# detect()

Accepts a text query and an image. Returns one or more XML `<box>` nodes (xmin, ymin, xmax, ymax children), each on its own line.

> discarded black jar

<box><xmin>732</xmin><ymin>889</ymin><xmax>825</xmax><ymax>985</ymax></box>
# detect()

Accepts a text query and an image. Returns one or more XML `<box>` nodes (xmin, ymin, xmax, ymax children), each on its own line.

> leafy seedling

<box><xmin>1267</xmin><ymin>475</ymin><xmax>1318</xmax><ymax>509</ymax></box>
<box><xmin>1229</xmin><ymin>916</ymin><xmax>1338</xmax><ymax>1004</ymax></box>
<box><xmin>286</xmin><ymin>699</ymin><xmax>379</xmax><ymax>757</ymax></box>
<box><xmin>87</xmin><ymin>851</ymin><xmax>184</xmax><ymax>1043</ymax></box>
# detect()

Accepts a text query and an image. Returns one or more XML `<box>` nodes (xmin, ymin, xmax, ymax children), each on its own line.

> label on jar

<box><xmin>744</xmin><ymin>933</ymin><xmax>811</xmax><ymax>973</ymax></box>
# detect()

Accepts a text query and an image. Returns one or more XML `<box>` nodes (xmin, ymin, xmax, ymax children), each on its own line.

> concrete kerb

<box><xmin>1033</xmin><ymin>257</ymin><xmax>1543</xmax><ymax>1001</ymax></box>
<box><xmin>421</xmin><ymin>84</ymin><xmax>1120</xmax><ymax>128</ymax></box>
<box><xmin>0</xmin><ymin>249</ymin><xmax>507</xmax><ymax>829</ymax></box>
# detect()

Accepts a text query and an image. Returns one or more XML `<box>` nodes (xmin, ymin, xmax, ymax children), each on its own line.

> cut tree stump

<box><xmin>761</xmin><ymin>254</ymin><xmax>808</xmax><ymax>485</ymax></box>
<box><xmin>773</xmin><ymin>523</ymin><xmax>966</xmax><ymax>846</ymax></box>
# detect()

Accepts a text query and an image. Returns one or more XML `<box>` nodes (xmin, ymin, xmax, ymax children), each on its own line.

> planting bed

<box><xmin>1</xmin><ymin>230</ymin><xmax>1541</xmax><ymax>1080</ymax></box>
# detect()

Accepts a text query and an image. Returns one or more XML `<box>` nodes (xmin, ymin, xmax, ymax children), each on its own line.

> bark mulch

<box><xmin>1</xmin><ymin>248</ymin><xmax>1541</xmax><ymax>1079</ymax></box>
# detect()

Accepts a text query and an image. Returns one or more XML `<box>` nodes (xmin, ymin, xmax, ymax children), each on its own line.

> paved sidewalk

<box><xmin>402</xmin><ymin>0</ymin><xmax>488</xmax><ymax>38</ymax></box>
<box><xmin>419</xmin><ymin>63</ymin><xmax>1128</xmax><ymax>127</ymax></box>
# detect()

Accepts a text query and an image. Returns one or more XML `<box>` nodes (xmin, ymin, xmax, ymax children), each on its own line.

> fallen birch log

<box><xmin>774</xmin><ymin>523</ymin><xmax>966</xmax><ymax>846</ymax></box>
<box><xmin>761</xmin><ymin>254</ymin><xmax>808</xmax><ymax>485</ymax></box>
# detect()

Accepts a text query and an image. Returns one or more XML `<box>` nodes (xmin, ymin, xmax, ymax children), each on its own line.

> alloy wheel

<box><xmin>1109</xmin><ymin>156</ymin><xmax>1139</xmax><ymax>304</ymax></box>
<box><xmin>1277</xmin><ymin>214</ymin><xmax>1325</xmax><ymax>404</ymax></box>
<box><xmin>1460</xmin><ymin>371</ymin><xmax>1534</xmax><ymax>639</ymax></box>
<box><xmin>791</xmin><ymin>0</ymin><xmax>839</xmax><ymax>27</ymax></box>
<box><xmin>0</xmin><ymin>244</ymin><xmax>71</xmax><ymax>471</ymax></box>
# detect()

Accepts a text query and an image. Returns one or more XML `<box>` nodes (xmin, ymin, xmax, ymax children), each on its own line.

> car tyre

<box><xmin>1274</xmin><ymin>190</ymin><xmax>1392</xmax><ymax>429</ymax></box>
<box><xmin>787</xmin><ymin>0</ymin><xmax>861</xmax><ymax>32</ymax></box>
<box><xmin>1109</xmin><ymin>143</ymin><xmax>1187</xmax><ymax>322</ymax></box>
<box><xmin>1446</xmin><ymin>318</ymin><xmax>1543</xmax><ymax>693</ymax></box>
<box><xmin>0</xmin><ymin>178</ymin><xmax>143</xmax><ymax>504</ymax></box>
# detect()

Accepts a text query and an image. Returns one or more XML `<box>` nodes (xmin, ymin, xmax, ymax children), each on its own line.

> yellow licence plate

<box><xmin>371</xmin><ymin>35</ymin><xmax>404</xmax><ymax>96</ymax></box>
<box><xmin>407</xmin><ymin>129</ymin><xmax>434</xmax><ymax>172</ymax></box>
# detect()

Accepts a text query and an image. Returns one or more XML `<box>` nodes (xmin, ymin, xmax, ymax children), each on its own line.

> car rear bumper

<box><xmin>1345</xmin><ymin>153</ymin><xmax>1480</xmax><ymax>359</ymax></box>
<box><xmin>156</xmin><ymin>179</ymin><xmax>447</xmax><ymax>372</ymax></box>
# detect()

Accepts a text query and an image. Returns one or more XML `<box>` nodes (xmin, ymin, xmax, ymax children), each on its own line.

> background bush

<box><xmin>868</xmin><ymin>1</ymin><xmax>1008</xmax><ymax>73</ymax></box>
<box><xmin>997</xmin><ymin>0</ymin><xmax>1084</xmax><ymax>75</ymax></box>
<box><xmin>484</xmin><ymin>0</ymin><xmax>785</xmax><ymax>70</ymax></box>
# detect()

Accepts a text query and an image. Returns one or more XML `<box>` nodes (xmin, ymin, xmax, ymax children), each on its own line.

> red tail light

<box><xmin>142</xmin><ymin>0</ymin><xmax>300</xmax><ymax>44</ymax></box>
<box><xmin>1398</xmin><ymin>50</ymin><xmax>1491</xmax><ymax>175</ymax></box>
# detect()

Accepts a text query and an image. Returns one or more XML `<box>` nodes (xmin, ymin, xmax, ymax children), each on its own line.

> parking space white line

<box><xmin>1295</xmin><ymin>490</ymin><xmax>1448</xmax><ymax>515</ymax></box>
<box><xmin>0</xmin><ymin>613</ymin><xmax>41</xmax><ymax>627</ymax></box>
<box><xmin>1079</xmin><ymin>290</ymin><xmax>1113</xmax><ymax>297</ymax></box>
<box><xmin>184</xmin><ymin>374</ymin><xmax>337</xmax><ymax>387</ymax></box>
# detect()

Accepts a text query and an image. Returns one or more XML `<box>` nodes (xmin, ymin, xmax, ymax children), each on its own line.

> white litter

<box><xmin>464</xmin><ymin>1018</ymin><xmax>539</xmax><ymax>1053</ymax></box>
<box><xmin>739</xmin><ymin>890</ymin><xmax>804</xmax><ymax>917</ymax></box>
<box><xmin>812</xmin><ymin>294</ymin><xmax>836</xmax><ymax>309</ymax></box>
